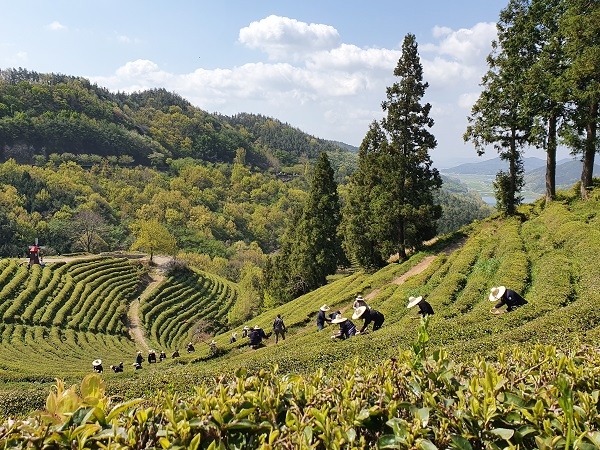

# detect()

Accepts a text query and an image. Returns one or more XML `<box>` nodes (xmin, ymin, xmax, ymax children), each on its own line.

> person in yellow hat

<box><xmin>488</xmin><ymin>286</ymin><xmax>527</xmax><ymax>314</ymax></box>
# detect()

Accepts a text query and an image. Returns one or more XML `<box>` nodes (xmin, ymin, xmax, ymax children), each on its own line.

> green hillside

<box><xmin>0</xmin><ymin>68</ymin><xmax>350</xmax><ymax>171</ymax></box>
<box><xmin>0</xmin><ymin>183</ymin><xmax>598</xmax><ymax>425</ymax></box>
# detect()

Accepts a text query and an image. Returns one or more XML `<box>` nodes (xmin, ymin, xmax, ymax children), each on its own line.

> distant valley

<box><xmin>441</xmin><ymin>156</ymin><xmax>600</xmax><ymax>205</ymax></box>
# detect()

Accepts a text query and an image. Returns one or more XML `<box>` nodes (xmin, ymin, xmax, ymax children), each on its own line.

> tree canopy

<box><xmin>342</xmin><ymin>34</ymin><xmax>442</xmax><ymax>268</ymax></box>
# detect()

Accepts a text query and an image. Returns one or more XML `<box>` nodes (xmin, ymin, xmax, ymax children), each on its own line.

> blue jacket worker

<box><xmin>352</xmin><ymin>306</ymin><xmax>384</xmax><ymax>333</ymax></box>
<box><xmin>316</xmin><ymin>304</ymin><xmax>331</xmax><ymax>330</ymax></box>
<box><xmin>331</xmin><ymin>315</ymin><xmax>357</xmax><ymax>340</ymax></box>
<box><xmin>489</xmin><ymin>286</ymin><xmax>527</xmax><ymax>313</ymax></box>
<box><xmin>407</xmin><ymin>296</ymin><xmax>434</xmax><ymax>317</ymax></box>
<box><xmin>248</xmin><ymin>325</ymin><xmax>267</xmax><ymax>349</ymax></box>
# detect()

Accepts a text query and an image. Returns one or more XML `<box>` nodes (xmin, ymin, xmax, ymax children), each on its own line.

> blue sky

<box><xmin>0</xmin><ymin>0</ymin><xmax>569</xmax><ymax>167</ymax></box>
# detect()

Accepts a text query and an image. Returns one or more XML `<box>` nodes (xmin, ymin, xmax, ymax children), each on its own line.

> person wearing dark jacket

<box><xmin>148</xmin><ymin>350</ymin><xmax>157</xmax><ymax>363</ymax></box>
<box><xmin>92</xmin><ymin>359</ymin><xmax>103</xmax><ymax>373</ymax></box>
<box><xmin>489</xmin><ymin>286</ymin><xmax>528</xmax><ymax>313</ymax></box>
<box><xmin>110</xmin><ymin>362</ymin><xmax>124</xmax><ymax>373</ymax></box>
<box><xmin>159</xmin><ymin>350</ymin><xmax>167</xmax><ymax>362</ymax></box>
<box><xmin>331</xmin><ymin>315</ymin><xmax>357</xmax><ymax>340</ymax></box>
<box><xmin>352</xmin><ymin>306</ymin><xmax>384</xmax><ymax>333</ymax></box>
<box><xmin>248</xmin><ymin>325</ymin><xmax>268</xmax><ymax>349</ymax></box>
<box><xmin>272</xmin><ymin>314</ymin><xmax>286</xmax><ymax>343</ymax></box>
<box><xmin>316</xmin><ymin>304</ymin><xmax>331</xmax><ymax>331</ymax></box>
<box><xmin>135</xmin><ymin>351</ymin><xmax>143</xmax><ymax>367</ymax></box>
<box><xmin>407</xmin><ymin>296</ymin><xmax>434</xmax><ymax>317</ymax></box>
<box><xmin>187</xmin><ymin>342</ymin><xmax>195</xmax><ymax>353</ymax></box>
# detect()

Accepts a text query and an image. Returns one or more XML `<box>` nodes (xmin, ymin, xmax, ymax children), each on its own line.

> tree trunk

<box><xmin>580</xmin><ymin>101</ymin><xmax>598</xmax><ymax>200</ymax></box>
<box><xmin>508</xmin><ymin>128</ymin><xmax>517</xmax><ymax>215</ymax></box>
<box><xmin>545</xmin><ymin>114</ymin><xmax>557</xmax><ymax>203</ymax></box>
<box><xmin>398</xmin><ymin>221</ymin><xmax>407</xmax><ymax>262</ymax></box>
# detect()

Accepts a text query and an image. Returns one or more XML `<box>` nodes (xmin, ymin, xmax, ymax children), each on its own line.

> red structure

<box><xmin>28</xmin><ymin>245</ymin><xmax>41</xmax><ymax>266</ymax></box>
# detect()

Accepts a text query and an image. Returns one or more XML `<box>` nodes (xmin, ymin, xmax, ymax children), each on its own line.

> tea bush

<box><xmin>2</xmin><ymin>320</ymin><xmax>600</xmax><ymax>449</ymax></box>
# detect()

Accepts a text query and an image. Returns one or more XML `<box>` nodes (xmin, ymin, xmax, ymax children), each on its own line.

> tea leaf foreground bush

<box><xmin>2</xmin><ymin>320</ymin><xmax>600</xmax><ymax>449</ymax></box>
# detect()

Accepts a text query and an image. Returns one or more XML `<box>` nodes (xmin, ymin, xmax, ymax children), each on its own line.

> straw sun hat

<box><xmin>407</xmin><ymin>296</ymin><xmax>423</xmax><ymax>309</ymax></box>
<box><xmin>331</xmin><ymin>315</ymin><xmax>347</xmax><ymax>324</ymax></box>
<box><xmin>489</xmin><ymin>286</ymin><xmax>506</xmax><ymax>302</ymax></box>
<box><xmin>320</xmin><ymin>304</ymin><xmax>331</xmax><ymax>311</ymax></box>
<box><xmin>92</xmin><ymin>359</ymin><xmax>102</xmax><ymax>366</ymax></box>
<box><xmin>352</xmin><ymin>306</ymin><xmax>368</xmax><ymax>320</ymax></box>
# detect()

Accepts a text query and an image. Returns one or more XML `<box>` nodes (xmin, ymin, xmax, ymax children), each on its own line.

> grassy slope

<box><xmin>0</xmin><ymin>185</ymin><xmax>599</xmax><ymax>417</ymax></box>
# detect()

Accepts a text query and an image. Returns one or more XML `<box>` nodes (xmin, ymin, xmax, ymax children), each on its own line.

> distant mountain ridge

<box><xmin>442</xmin><ymin>156</ymin><xmax>550</xmax><ymax>175</ymax></box>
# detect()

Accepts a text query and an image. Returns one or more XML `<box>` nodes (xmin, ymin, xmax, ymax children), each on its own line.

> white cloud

<box><xmin>46</xmin><ymin>21</ymin><xmax>67</xmax><ymax>32</ymax></box>
<box><xmin>116</xmin><ymin>34</ymin><xmax>142</xmax><ymax>45</ymax></box>
<box><xmin>90</xmin><ymin>19</ymin><xmax>499</xmax><ymax>155</ymax></box>
<box><xmin>458</xmin><ymin>92</ymin><xmax>481</xmax><ymax>109</ymax></box>
<box><xmin>422</xmin><ymin>22</ymin><xmax>496</xmax><ymax>64</ymax></box>
<box><xmin>239</xmin><ymin>15</ymin><xmax>340</xmax><ymax>60</ymax></box>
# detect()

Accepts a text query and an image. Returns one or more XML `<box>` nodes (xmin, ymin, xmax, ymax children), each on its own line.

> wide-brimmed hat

<box><xmin>137</xmin><ymin>351</ymin><xmax>142</xmax><ymax>354</ymax></box>
<box><xmin>331</xmin><ymin>316</ymin><xmax>347</xmax><ymax>324</ymax></box>
<box><xmin>355</xmin><ymin>295</ymin><xmax>364</xmax><ymax>301</ymax></box>
<box><xmin>352</xmin><ymin>306</ymin><xmax>368</xmax><ymax>320</ymax></box>
<box><xmin>149</xmin><ymin>349</ymin><xmax>155</xmax><ymax>353</ymax></box>
<box><xmin>243</xmin><ymin>326</ymin><xmax>249</xmax><ymax>330</ymax></box>
<box><xmin>210</xmin><ymin>340</ymin><xmax>217</xmax><ymax>345</ymax></box>
<box><xmin>489</xmin><ymin>286</ymin><xmax>506</xmax><ymax>301</ymax></box>
<box><xmin>92</xmin><ymin>359</ymin><xmax>102</xmax><ymax>366</ymax></box>
<box><xmin>254</xmin><ymin>325</ymin><xmax>261</xmax><ymax>330</ymax></box>
<box><xmin>407</xmin><ymin>296</ymin><xmax>423</xmax><ymax>308</ymax></box>
<box><xmin>232</xmin><ymin>332</ymin><xmax>238</xmax><ymax>338</ymax></box>
<box><xmin>320</xmin><ymin>304</ymin><xmax>331</xmax><ymax>311</ymax></box>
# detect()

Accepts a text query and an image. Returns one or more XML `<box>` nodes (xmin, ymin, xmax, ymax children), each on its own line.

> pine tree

<box><xmin>343</xmin><ymin>34</ymin><xmax>441</xmax><ymax>266</ymax></box>
<box><xmin>293</xmin><ymin>152</ymin><xmax>343</xmax><ymax>291</ymax></box>
<box><xmin>264</xmin><ymin>152</ymin><xmax>342</xmax><ymax>302</ymax></box>
<box><xmin>464</xmin><ymin>0</ymin><xmax>538</xmax><ymax>214</ymax></box>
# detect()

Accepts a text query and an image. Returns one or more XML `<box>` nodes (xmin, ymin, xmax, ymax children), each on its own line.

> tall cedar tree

<box><xmin>343</xmin><ymin>34</ymin><xmax>441</xmax><ymax>267</ymax></box>
<box><xmin>264</xmin><ymin>152</ymin><xmax>342</xmax><ymax>303</ymax></box>
<box><xmin>465</xmin><ymin>0</ymin><xmax>538</xmax><ymax>215</ymax></box>
<box><xmin>523</xmin><ymin>0</ymin><xmax>568</xmax><ymax>203</ymax></box>
<box><xmin>560</xmin><ymin>0</ymin><xmax>600</xmax><ymax>200</ymax></box>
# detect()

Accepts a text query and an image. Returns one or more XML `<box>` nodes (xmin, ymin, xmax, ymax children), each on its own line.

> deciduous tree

<box><xmin>130</xmin><ymin>219</ymin><xmax>177</xmax><ymax>262</ymax></box>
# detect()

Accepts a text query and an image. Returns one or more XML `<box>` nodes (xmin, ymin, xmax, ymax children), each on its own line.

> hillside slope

<box><xmin>0</xmin><ymin>183</ymin><xmax>598</xmax><ymax>418</ymax></box>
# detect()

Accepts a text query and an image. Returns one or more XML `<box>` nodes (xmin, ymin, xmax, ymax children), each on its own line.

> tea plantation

<box><xmin>0</xmin><ymin>185</ymin><xmax>599</xmax><ymax>448</ymax></box>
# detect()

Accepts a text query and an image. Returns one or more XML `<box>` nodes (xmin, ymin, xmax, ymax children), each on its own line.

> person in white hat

<box><xmin>209</xmin><ymin>340</ymin><xmax>219</xmax><ymax>354</ymax></box>
<box><xmin>317</xmin><ymin>304</ymin><xmax>331</xmax><ymax>331</ymax></box>
<box><xmin>353</xmin><ymin>295</ymin><xmax>369</xmax><ymax>310</ymax></box>
<box><xmin>352</xmin><ymin>306</ymin><xmax>385</xmax><ymax>334</ymax></box>
<box><xmin>187</xmin><ymin>342</ymin><xmax>195</xmax><ymax>353</ymax></box>
<box><xmin>406</xmin><ymin>296</ymin><xmax>434</xmax><ymax>317</ymax></box>
<box><xmin>230</xmin><ymin>331</ymin><xmax>238</xmax><ymax>344</ymax></box>
<box><xmin>330</xmin><ymin>314</ymin><xmax>357</xmax><ymax>340</ymax></box>
<box><xmin>92</xmin><ymin>359</ymin><xmax>103</xmax><ymax>373</ymax></box>
<box><xmin>242</xmin><ymin>326</ymin><xmax>250</xmax><ymax>338</ymax></box>
<box><xmin>148</xmin><ymin>350</ymin><xmax>157</xmax><ymax>364</ymax></box>
<box><xmin>489</xmin><ymin>286</ymin><xmax>527</xmax><ymax>313</ymax></box>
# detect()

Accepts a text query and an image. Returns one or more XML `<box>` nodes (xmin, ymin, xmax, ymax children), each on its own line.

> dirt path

<box><xmin>127</xmin><ymin>256</ymin><xmax>171</xmax><ymax>351</ymax></box>
<box><xmin>365</xmin><ymin>238</ymin><xmax>466</xmax><ymax>301</ymax></box>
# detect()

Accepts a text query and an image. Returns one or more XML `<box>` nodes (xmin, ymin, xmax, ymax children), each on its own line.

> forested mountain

<box><xmin>0</xmin><ymin>68</ymin><xmax>350</xmax><ymax>171</ymax></box>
